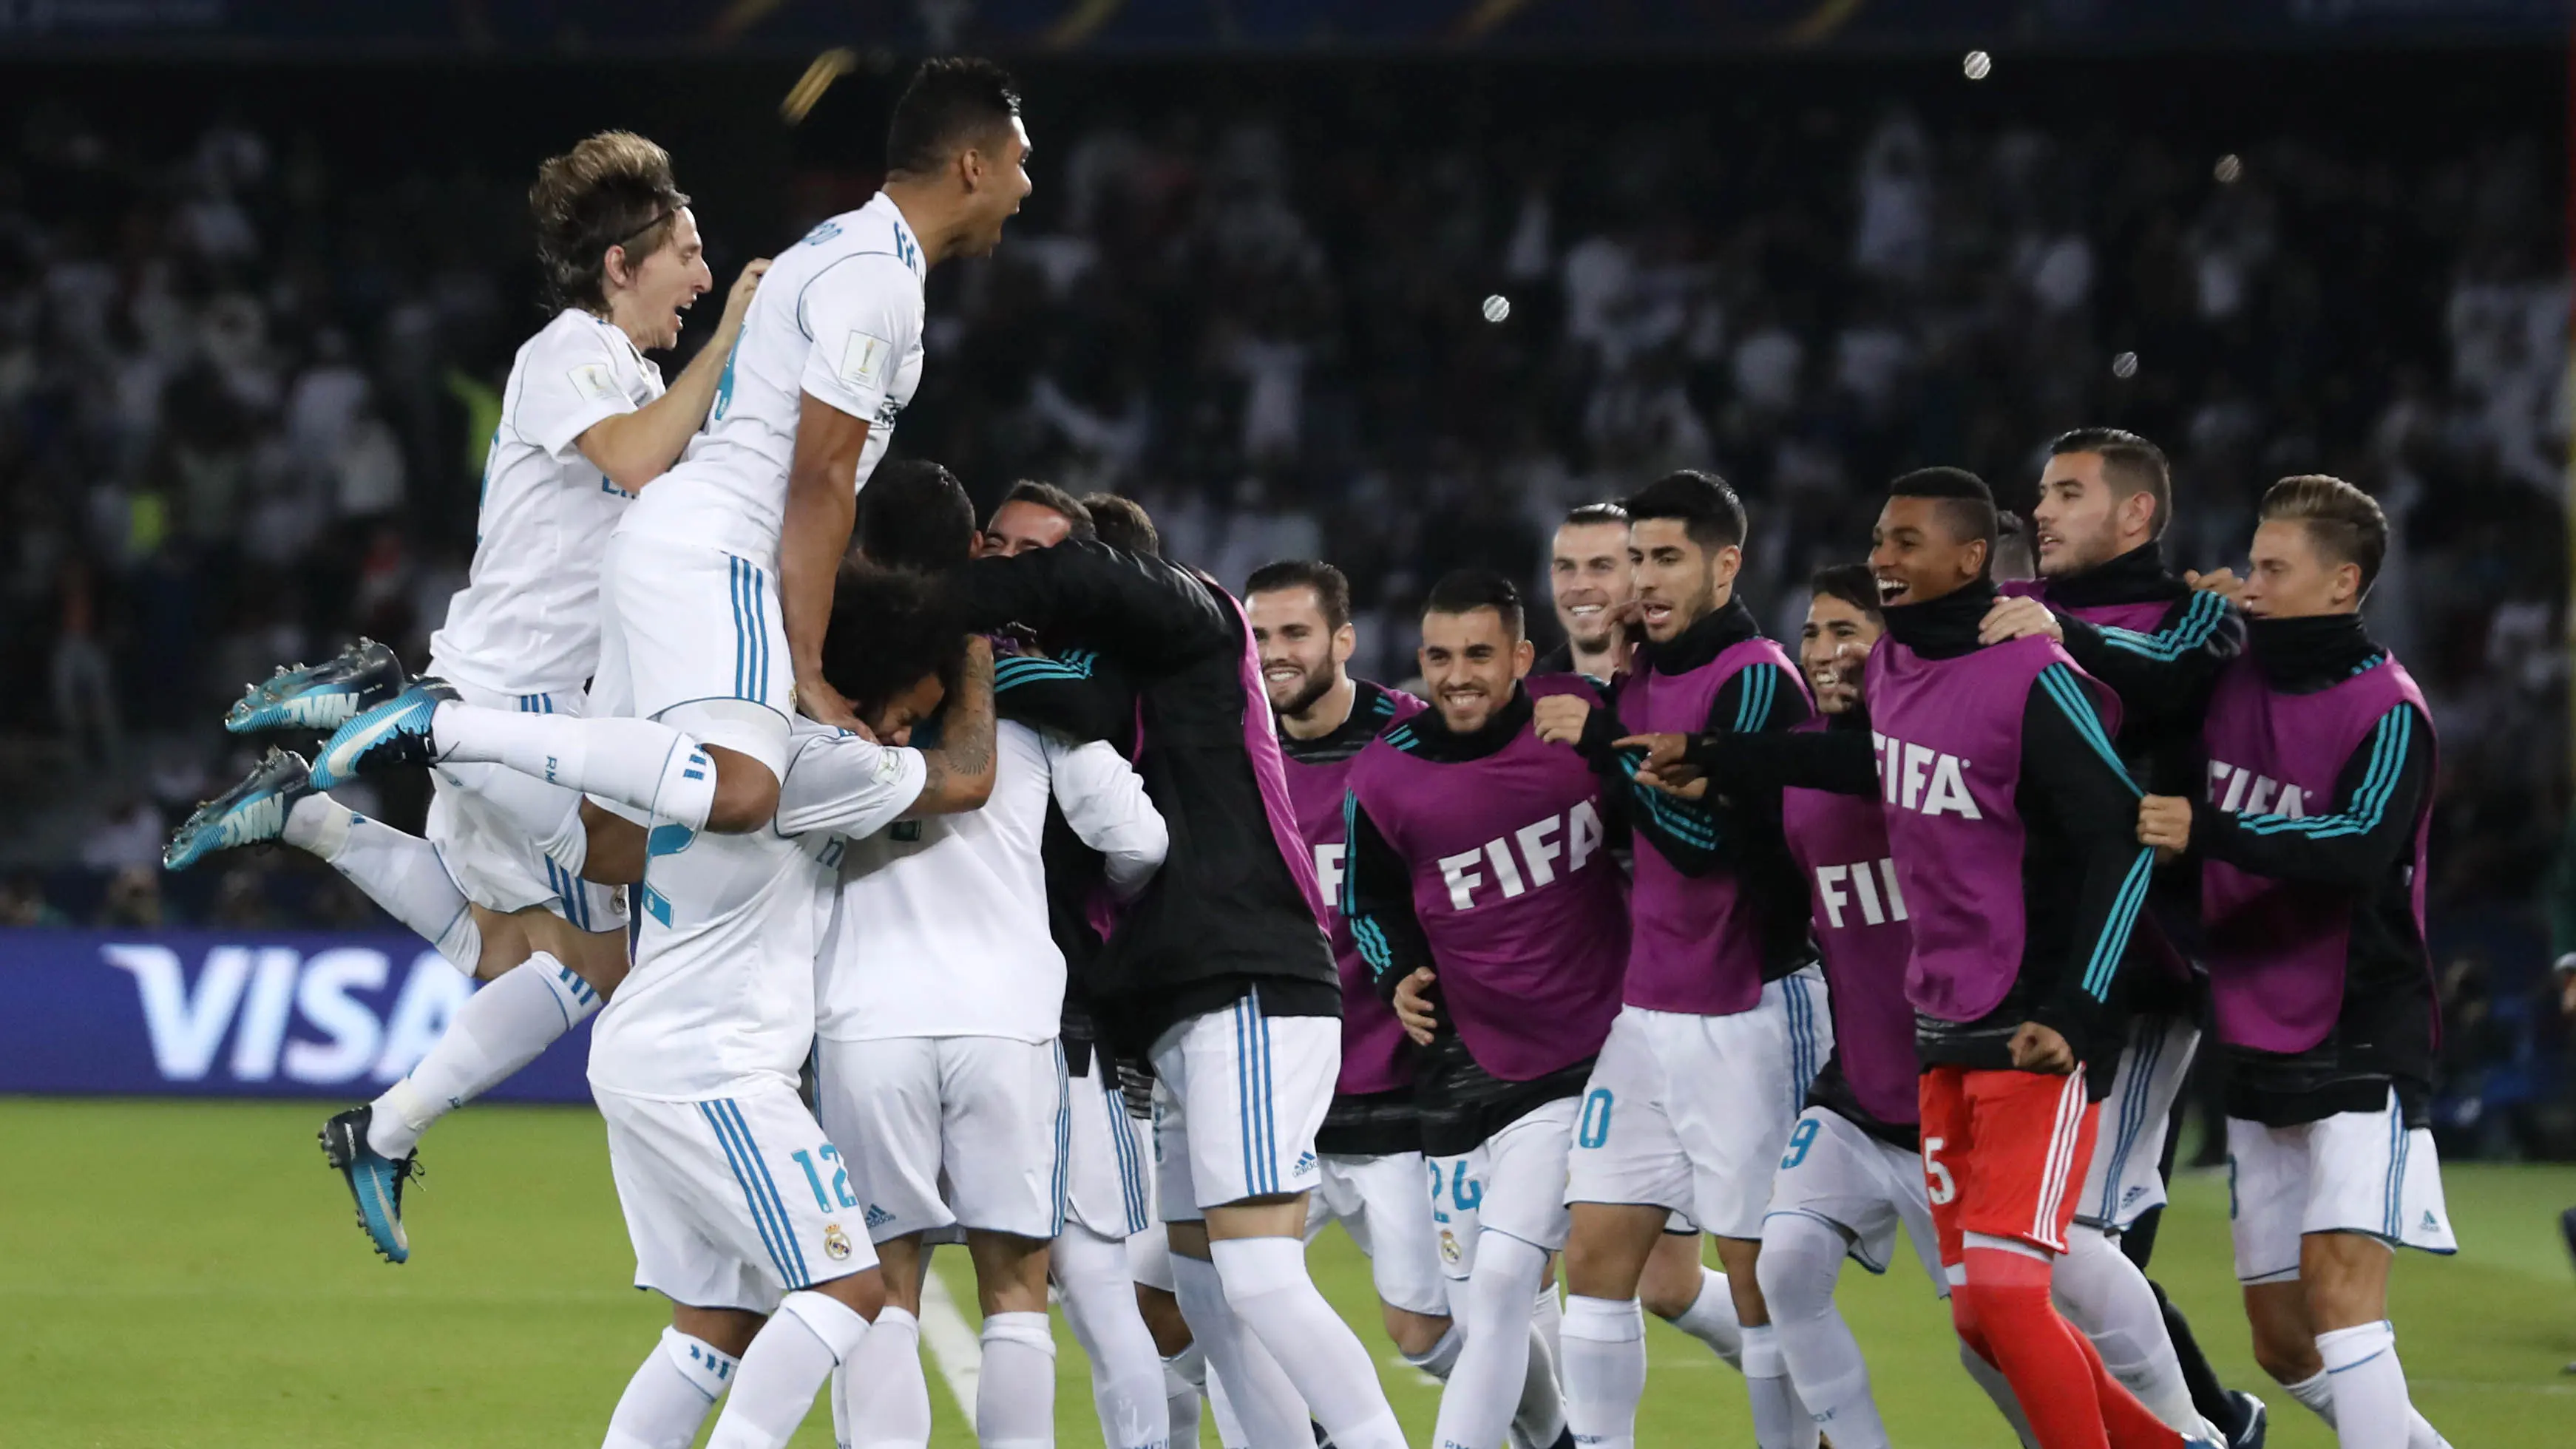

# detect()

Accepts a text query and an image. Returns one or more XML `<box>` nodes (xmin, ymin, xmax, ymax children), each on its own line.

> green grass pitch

<box><xmin>6</xmin><ymin>1097</ymin><xmax>2571</xmax><ymax>1446</ymax></box>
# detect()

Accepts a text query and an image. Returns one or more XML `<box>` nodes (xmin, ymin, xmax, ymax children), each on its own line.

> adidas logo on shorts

<box><xmin>864</xmin><ymin>1204</ymin><xmax>895</xmax><ymax>1229</ymax></box>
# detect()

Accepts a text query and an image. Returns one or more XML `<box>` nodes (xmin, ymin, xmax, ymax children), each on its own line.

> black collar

<box><xmin>1641</xmin><ymin>597</ymin><xmax>1761</xmax><ymax>676</ymax></box>
<box><xmin>1880</xmin><ymin>578</ymin><xmax>1997</xmax><ymax>660</ymax></box>
<box><xmin>2041</xmin><ymin>540</ymin><xmax>2186</xmax><ymax>611</ymax></box>
<box><xmin>1281</xmin><ymin>678</ymin><xmax>1397</xmax><ymax>764</ymax></box>
<box><xmin>2246</xmin><ymin>613</ymin><xmax>2382</xmax><ymax>693</ymax></box>
<box><xmin>1394</xmin><ymin>685</ymin><xmax>1534</xmax><ymax>764</ymax></box>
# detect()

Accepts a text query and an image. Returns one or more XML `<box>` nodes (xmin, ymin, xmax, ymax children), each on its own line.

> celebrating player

<box><xmin>1247</xmin><ymin>565</ymin><xmax>1456</xmax><ymax>1369</ymax></box>
<box><xmin>1538</xmin><ymin>502</ymin><xmax>1637</xmax><ymax>682</ymax></box>
<box><xmin>2136</xmin><ymin>476</ymin><xmax>2454</xmax><ymax>1449</ymax></box>
<box><xmin>586</xmin><ymin>563</ymin><xmax>997</xmax><ymax>1449</ymax></box>
<box><xmin>1862</xmin><ymin>467</ymin><xmax>2208</xmax><ymax>1449</ymax></box>
<box><xmin>170</xmin><ymin>130</ymin><xmax>767</xmax><ymax>1259</ymax></box>
<box><xmin>948</xmin><ymin>535</ymin><xmax>1408</xmax><ymax>1449</ymax></box>
<box><xmin>1534</xmin><ymin>470</ymin><xmax>1826</xmax><ymax>1449</ymax></box>
<box><xmin>1983</xmin><ymin>427</ymin><xmax>2265</xmax><ymax>1445</ymax></box>
<box><xmin>299</xmin><ymin>58</ymin><xmax>1029</xmax><ymax>875</ymax></box>
<box><xmin>1344</xmin><ymin>570</ymin><xmax>1623</xmax><ymax>1449</ymax></box>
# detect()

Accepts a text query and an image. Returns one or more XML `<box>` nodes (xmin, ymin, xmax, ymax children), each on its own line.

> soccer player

<box><xmin>2135</xmin><ymin>477</ymin><xmax>2454</xmax><ymax>1449</ymax></box>
<box><xmin>985</xmin><ymin>479</ymin><xmax>1095</xmax><ymax>555</ymax></box>
<box><xmin>947</xmin><ymin>537</ymin><xmax>1407</xmax><ymax>1449</ymax></box>
<box><xmin>1344</xmin><ymin>569</ymin><xmax>1624</xmax><ymax>1449</ymax></box>
<box><xmin>301</xmin><ymin>58</ymin><xmax>1030</xmax><ymax>872</ymax></box>
<box><xmin>1859</xmin><ymin>466</ymin><xmax>2205</xmax><ymax>1449</ymax></box>
<box><xmin>1538</xmin><ymin>502</ymin><xmax>1636</xmax><ymax>682</ymax></box>
<box><xmin>168</xmin><ymin>130</ymin><xmax>766</xmax><ymax>1259</ymax></box>
<box><xmin>1983</xmin><ymin>427</ymin><xmax>2264</xmax><ymax>1445</ymax></box>
<box><xmin>812</xmin><ymin>605</ymin><xmax>1166</xmax><ymax>1449</ymax></box>
<box><xmin>1532</xmin><ymin>470</ymin><xmax>1826</xmax><ymax>1449</ymax></box>
<box><xmin>1246</xmin><ymin>563</ymin><xmax>1457</xmax><ymax>1380</ymax></box>
<box><xmin>586</xmin><ymin>562</ymin><xmax>999</xmax><ymax>1449</ymax></box>
<box><xmin>1667</xmin><ymin>564</ymin><xmax>2036</xmax><ymax>1448</ymax></box>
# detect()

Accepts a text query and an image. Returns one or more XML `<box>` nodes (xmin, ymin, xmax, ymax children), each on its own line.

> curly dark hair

<box><xmin>819</xmin><ymin>562</ymin><xmax>971</xmax><ymax>721</ymax></box>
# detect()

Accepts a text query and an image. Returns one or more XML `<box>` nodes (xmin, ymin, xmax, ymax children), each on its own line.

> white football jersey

<box><xmin>619</xmin><ymin>192</ymin><xmax>926</xmax><ymax>564</ymax></box>
<box><xmin>816</xmin><ymin>722</ymin><xmax>1166</xmax><ymax>1044</ymax></box>
<box><xmin>589</xmin><ymin>720</ymin><xmax>926</xmax><ymax>1101</ymax></box>
<box><xmin>428</xmin><ymin>308</ymin><xmax>661</xmax><ymax>696</ymax></box>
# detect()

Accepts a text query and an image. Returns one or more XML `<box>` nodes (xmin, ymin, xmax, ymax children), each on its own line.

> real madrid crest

<box><xmin>824</xmin><ymin>1224</ymin><xmax>853</xmax><ymax>1261</ymax></box>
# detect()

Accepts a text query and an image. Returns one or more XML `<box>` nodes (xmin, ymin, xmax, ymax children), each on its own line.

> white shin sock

<box><xmin>603</xmin><ymin>1326</ymin><xmax>736</xmax><ymax>1449</ymax></box>
<box><xmin>2316</xmin><ymin>1322</ymin><xmax>2450</xmax><ymax>1449</ymax></box>
<box><xmin>1560</xmin><ymin>1294</ymin><xmax>1647</xmax><ymax>1449</ymax></box>
<box><xmin>707</xmin><ymin>1291</ymin><xmax>869</xmax><ymax>1449</ymax></box>
<box><xmin>367</xmin><ymin>952</ymin><xmax>596</xmax><ymax>1159</ymax></box>
<box><xmin>977</xmin><ymin>1311</ymin><xmax>1057</xmax><ymax>1449</ymax></box>
<box><xmin>1756</xmin><ymin>1212</ymin><xmax>1887</xmax><ymax>1449</ymax></box>
<box><xmin>1054</xmin><ymin>1226</ymin><xmax>1172</xmax><ymax>1449</ymax></box>
<box><xmin>2053</xmin><ymin>1226</ymin><xmax>2202</xmax><ymax>1433</ymax></box>
<box><xmin>1666</xmin><ymin>1266</ymin><xmax>1746</xmax><ymax>1370</ymax></box>
<box><xmin>287</xmin><ymin>795</ymin><xmax>481</xmax><ymax>970</ymax></box>
<box><xmin>1740</xmin><ymin>1323</ymin><xmax>1820</xmax><ymax>1449</ymax></box>
<box><xmin>841</xmin><ymin>1305</ymin><xmax>929</xmax><ymax>1449</ymax></box>
<box><xmin>433</xmin><ymin>703</ymin><xmax>718</xmax><ymax>832</ymax></box>
<box><xmin>1207</xmin><ymin>1235</ymin><xmax>1403</xmax><ymax>1449</ymax></box>
<box><xmin>1171</xmin><ymin>1252</ymin><xmax>1310</xmax><ymax>1449</ymax></box>
<box><xmin>1431</xmin><ymin>1232</ymin><xmax>1551</xmax><ymax>1449</ymax></box>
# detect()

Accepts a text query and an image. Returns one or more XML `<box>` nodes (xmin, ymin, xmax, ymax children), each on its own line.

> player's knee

<box><xmin>1134</xmin><ymin>1284</ymin><xmax>1193</xmax><ymax>1355</ymax></box>
<box><xmin>1381</xmin><ymin>1306</ymin><xmax>1451</xmax><ymax>1359</ymax></box>
<box><xmin>813</xmin><ymin>1266</ymin><xmax>887</xmax><ymax>1324</ymax></box>
<box><xmin>2249</xmin><ymin>1329</ymin><xmax>2319</xmax><ymax>1386</ymax></box>
<box><xmin>703</xmin><ymin>756</ymin><xmax>779</xmax><ymax>833</ymax></box>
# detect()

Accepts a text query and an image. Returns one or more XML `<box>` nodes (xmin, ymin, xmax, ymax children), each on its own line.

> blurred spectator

<box><xmin>95</xmin><ymin>865</ymin><xmax>165</xmax><ymax>928</ymax></box>
<box><xmin>0</xmin><ymin>873</ymin><xmax>67</xmax><ymax>926</ymax></box>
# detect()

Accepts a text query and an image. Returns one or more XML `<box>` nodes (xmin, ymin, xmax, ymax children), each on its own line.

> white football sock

<box><xmin>2054</xmin><ymin>1226</ymin><xmax>2202</xmax><ymax>1433</ymax></box>
<box><xmin>603</xmin><ymin>1326</ymin><xmax>736</xmax><ymax>1449</ymax></box>
<box><xmin>1533</xmin><ymin>1279</ymin><xmax>1563</xmax><ymax>1374</ymax></box>
<box><xmin>1665</xmin><ymin>1266</ymin><xmax>1746</xmax><ymax>1370</ymax></box>
<box><xmin>841</xmin><ymin>1305</ymin><xmax>929</xmax><ymax>1449</ymax></box>
<box><xmin>1204</xmin><ymin>1357</ymin><xmax>1250</xmax><ymax>1449</ymax></box>
<box><xmin>1560</xmin><ymin>1294</ymin><xmax>1646</xmax><ymax>1449</ymax></box>
<box><xmin>1172</xmin><ymin>1252</ymin><xmax>1310</xmax><ymax>1449</ymax></box>
<box><xmin>287</xmin><ymin>795</ymin><xmax>482</xmax><ymax>970</ymax></box>
<box><xmin>2285</xmin><ymin>1367</ymin><xmax>2338</xmax><ymax>1427</ymax></box>
<box><xmin>366</xmin><ymin>953</ymin><xmax>596</xmax><ymax>1160</ymax></box>
<box><xmin>1516</xmin><ymin>1311</ymin><xmax>1570</xmax><ymax>1448</ymax></box>
<box><xmin>1163</xmin><ymin>1343</ymin><xmax>1207</xmax><ymax>1449</ymax></box>
<box><xmin>2317</xmin><ymin>1322</ymin><xmax>2410</xmax><ymax>1449</ymax></box>
<box><xmin>1432</xmin><ymin>1232</ymin><xmax>1550</xmax><ymax>1449</ymax></box>
<box><xmin>1756</xmin><ymin>1212</ymin><xmax>1887</xmax><ymax>1449</ymax></box>
<box><xmin>1054</xmin><ymin>1225</ymin><xmax>1171</xmax><ymax>1449</ymax></box>
<box><xmin>707</xmin><ymin>1290</ymin><xmax>868</xmax><ymax>1449</ymax></box>
<box><xmin>432</xmin><ymin>702</ymin><xmax>717</xmax><ymax>832</ymax></box>
<box><xmin>1207</xmin><ymin>1235</ymin><xmax>1403</xmax><ymax>1449</ymax></box>
<box><xmin>1741</xmin><ymin>1323</ymin><xmax>1820</xmax><ymax>1449</ymax></box>
<box><xmin>977</xmin><ymin>1311</ymin><xmax>1057</xmax><ymax>1449</ymax></box>
<box><xmin>1961</xmin><ymin>1343</ymin><xmax>2041</xmax><ymax>1448</ymax></box>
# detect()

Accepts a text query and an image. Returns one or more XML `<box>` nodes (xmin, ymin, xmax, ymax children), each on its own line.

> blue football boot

<box><xmin>319</xmin><ymin>1105</ymin><xmax>420</xmax><ymax>1264</ymax></box>
<box><xmin>308</xmin><ymin>678</ymin><xmax>458</xmax><ymax>790</ymax></box>
<box><xmin>163</xmin><ymin>749</ymin><xmax>313</xmax><ymax>872</ymax></box>
<box><xmin>225</xmin><ymin>638</ymin><xmax>404</xmax><ymax>734</ymax></box>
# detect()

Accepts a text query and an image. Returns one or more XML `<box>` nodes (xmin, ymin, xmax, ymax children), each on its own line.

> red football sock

<box><xmin>1957</xmin><ymin>1246</ymin><xmax>2117</xmax><ymax>1449</ymax></box>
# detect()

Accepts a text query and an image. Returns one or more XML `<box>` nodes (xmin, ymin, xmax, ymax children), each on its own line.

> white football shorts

<box><xmin>1763</xmin><ymin>1104</ymin><xmax>1945</xmax><ymax>1292</ymax></box>
<box><xmin>2228</xmin><ymin>1090</ymin><xmax>2458</xmax><ymax>1284</ymax></box>
<box><xmin>1309</xmin><ymin>1149</ymin><xmax>1451</xmax><ymax>1317</ymax></box>
<box><xmin>1150</xmin><ymin>990</ymin><xmax>1336</xmax><ymax>1218</ymax></box>
<box><xmin>421</xmin><ymin>677</ymin><xmax>626</xmax><ymax>940</ymax></box>
<box><xmin>1430</xmin><ymin>1095</ymin><xmax>1579</xmax><ymax>1285</ymax></box>
<box><xmin>2076</xmin><ymin>1014</ymin><xmax>2198</xmax><ymax>1232</ymax></box>
<box><xmin>594</xmin><ymin>524</ymin><xmax>791</xmax><ymax>781</ymax></box>
<box><xmin>812</xmin><ymin>1034</ymin><xmax>1068</xmax><ymax>1244</ymax></box>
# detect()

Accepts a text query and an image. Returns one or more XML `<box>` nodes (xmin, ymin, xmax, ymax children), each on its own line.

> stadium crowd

<box><xmin>0</xmin><ymin>65</ymin><xmax>2566</xmax><ymax>1150</ymax></box>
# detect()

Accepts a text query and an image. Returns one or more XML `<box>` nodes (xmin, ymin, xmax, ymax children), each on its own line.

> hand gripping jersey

<box><xmin>1283</xmin><ymin>680</ymin><xmax>1426</xmax><ymax>1099</ymax></box>
<box><xmin>429</xmin><ymin>308</ymin><xmax>661</xmax><ymax>696</ymax></box>
<box><xmin>1343</xmin><ymin>678</ymin><xmax>1628</xmax><ymax>1082</ymax></box>
<box><xmin>2199</xmin><ymin>654</ymin><xmax>2437</xmax><ymax>1056</ymax></box>
<box><xmin>626</xmin><ymin>194</ymin><xmax>926</xmax><ymax>564</ymax></box>
<box><xmin>1780</xmin><ymin>716</ymin><xmax>1922</xmax><ymax>1142</ymax></box>
<box><xmin>1613</xmin><ymin>630</ymin><xmax>1813</xmax><ymax>1016</ymax></box>
<box><xmin>589</xmin><ymin>720</ymin><xmax>926</xmax><ymax>1101</ymax></box>
<box><xmin>1862</xmin><ymin>634</ymin><xmax>2122</xmax><ymax>1027</ymax></box>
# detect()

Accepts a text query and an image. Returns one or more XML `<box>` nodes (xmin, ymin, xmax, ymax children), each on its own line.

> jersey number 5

<box><xmin>1922</xmin><ymin>1136</ymin><xmax>1957</xmax><ymax>1205</ymax></box>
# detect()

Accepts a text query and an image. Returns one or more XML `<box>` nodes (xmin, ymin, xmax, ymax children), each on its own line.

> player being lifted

<box><xmin>1533</xmin><ymin>471</ymin><xmax>1826</xmax><ymax>1449</ymax></box>
<box><xmin>2136</xmin><ymin>478</ymin><xmax>2455</xmax><ymax>1449</ymax></box>
<box><xmin>1346</xmin><ymin>571</ymin><xmax>1625</xmax><ymax>1449</ymax></box>
<box><xmin>293</xmin><ymin>57</ymin><xmax>1028</xmax><ymax>963</ymax></box>
<box><xmin>166</xmin><ymin>131</ymin><xmax>766</xmax><ymax>1260</ymax></box>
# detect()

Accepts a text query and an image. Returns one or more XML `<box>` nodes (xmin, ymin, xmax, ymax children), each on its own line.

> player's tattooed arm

<box><xmin>909</xmin><ymin>637</ymin><xmax>997</xmax><ymax>816</ymax></box>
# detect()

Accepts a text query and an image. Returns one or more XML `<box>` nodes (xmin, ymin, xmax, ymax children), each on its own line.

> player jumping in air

<box><xmin>169</xmin><ymin>130</ymin><xmax>766</xmax><ymax>1260</ymax></box>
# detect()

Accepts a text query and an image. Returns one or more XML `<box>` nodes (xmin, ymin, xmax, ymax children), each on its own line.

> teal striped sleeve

<box><xmin>2192</xmin><ymin>702</ymin><xmax>2431</xmax><ymax>890</ymax></box>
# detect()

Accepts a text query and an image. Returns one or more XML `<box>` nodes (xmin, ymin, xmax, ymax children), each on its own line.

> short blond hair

<box><xmin>529</xmin><ymin>132</ymin><xmax>688</xmax><ymax>313</ymax></box>
<box><xmin>2260</xmin><ymin>474</ymin><xmax>2387</xmax><ymax>592</ymax></box>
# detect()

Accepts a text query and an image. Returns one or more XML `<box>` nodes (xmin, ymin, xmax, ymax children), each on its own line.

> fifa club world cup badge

<box><xmin>824</xmin><ymin>1224</ymin><xmax>853</xmax><ymax>1261</ymax></box>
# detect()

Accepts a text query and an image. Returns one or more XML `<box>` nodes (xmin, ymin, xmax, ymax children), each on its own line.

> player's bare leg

<box><xmin>968</xmin><ymin>1231</ymin><xmax>1058</xmax><ymax>1449</ymax></box>
<box><xmin>2244</xmin><ymin>1232</ymin><xmax>2450</xmax><ymax>1449</ymax></box>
